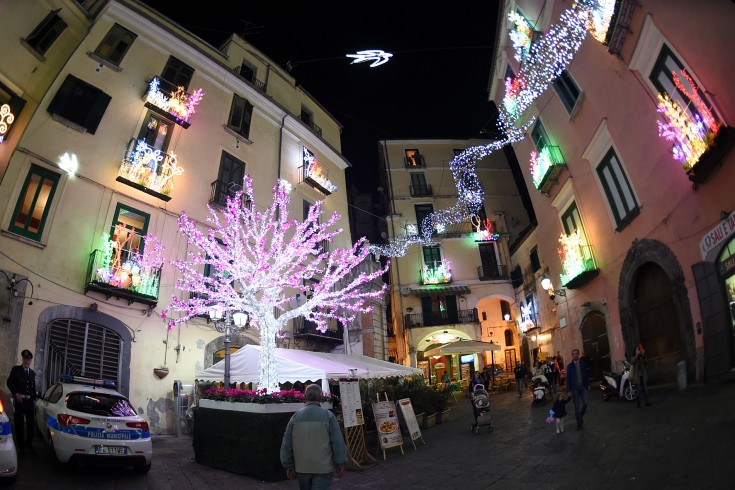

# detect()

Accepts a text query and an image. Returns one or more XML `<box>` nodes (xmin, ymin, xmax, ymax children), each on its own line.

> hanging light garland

<box><xmin>370</xmin><ymin>1</ymin><xmax>603</xmax><ymax>259</ymax></box>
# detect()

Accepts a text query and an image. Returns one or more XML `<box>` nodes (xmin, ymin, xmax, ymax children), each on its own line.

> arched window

<box><xmin>504</xmin><ymin>329</ymin><xmax>514</xmax><ymax>346</ymax></box>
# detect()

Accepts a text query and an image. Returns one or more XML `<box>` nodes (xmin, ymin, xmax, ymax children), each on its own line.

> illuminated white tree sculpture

<box><xmin>162</xmin><ymin>176</ymin><xmax>387</xmax><ymax>392</ymax></box>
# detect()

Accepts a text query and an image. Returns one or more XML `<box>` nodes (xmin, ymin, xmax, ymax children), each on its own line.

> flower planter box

<box><xmin>199</xmin><ymin>398</ymin><xmax>331</xmax><ymax>413</ymax></box>
<box><xmin>421</xmin><ymin>413</ymin><xmax>436</xmax><ymax>429</ymax></box>
<box><xmin>435</xmin><ymin>408</ymin><xmax>450</xmax><ymax>424</ymax></box>
<box><xmin>193</xmin><ymin>401</ymin><xmax>330</xmax><ymax>481</ymax></box>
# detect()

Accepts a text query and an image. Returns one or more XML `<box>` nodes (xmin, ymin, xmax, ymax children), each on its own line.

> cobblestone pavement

<box><xmin>5</xmin><ymin>379</ymin><xmax>735</xmax><ymax>489</ymax></box>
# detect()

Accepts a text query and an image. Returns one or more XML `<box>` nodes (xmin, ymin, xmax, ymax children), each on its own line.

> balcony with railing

<box><xmin>300</xmin><ymin>113</ymin><xmax>322</xmax><ymax>136</ymax></box>
<box><xmin>409</xmin><ymin>183</ymin><xmax>432</xmax><ymax>197</ymax></box>
<box><xmin>144</xmin><ymin>76</ymin><xmax>204</xmax><ymax>128</ymax></box>
<box><xmin>530</xmin><ymin>145</ymin><xmax>566</xmax><ymax>194</ymax></box>
<box><xmin>404</xmin><ymin>154</ymin><xmax>425</xmax><ymax>168</ymax></box>
<box><xmin>209</xmin><ymin>180</ymin><xmax>252</xmax><ymax>209</ymax></box>
<box><xmin>558</xmin><ymin>229</ymin><xmax>599</xmax><ymax>289</ymax></box>
<box><xmin>404</xmin><ymin>307</ymin><xmax>478</xmax><ymax>328</ymax></box>
<box><xmin>117</xmin><ymin>138</ymin><xmax>183</xmax><ymax>201</ymax></box>
<box><xmin>421</xmin><ymin>261</ymin><xmax>452</xmax><ymax>285</ymax></box>
<box><xmin>235</xmin><ymin>66</ymin><xmax>266</xmax><ymax>92</ymax></box>
<box><xmin>477</xmin><ymin>264</ymin><xmax>509</xmax><ymax>281</ymax></box>
<box><xmin>300</xmin><ymin>147</ymin><xmax>336</xmax><ymax>195</ymax></box>
<box><xmin>84</xmin><ymin>234</ymin><xmax>162</xmax><ymax>306</ymax></box>
<box><xmin>293</xmin><ymin>316</ymin><xmax>343</xmax><ymax>347</ymax></box>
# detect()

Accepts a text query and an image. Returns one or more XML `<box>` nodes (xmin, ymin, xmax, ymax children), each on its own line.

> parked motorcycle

<box><xmin>600</xmin><ymin>361</ymin><xmax>638</xmax><ymax>401</ymax></box>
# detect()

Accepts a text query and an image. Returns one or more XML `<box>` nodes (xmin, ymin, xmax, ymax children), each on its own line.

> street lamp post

<box><xmin>209</xmin><ymin>307</ymin><xmax>249</xmax><ymax>388</ymax></box>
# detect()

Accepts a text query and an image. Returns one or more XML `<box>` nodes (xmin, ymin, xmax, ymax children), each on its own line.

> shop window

<box><xmin>160</xmin><ymin>56</ymin><xmax>194</xmax><ymax>90</ymax></box>
<box><xmin>227</xmin><ymin>94</ymin><xmax>254</xmax><ymax>139</ymax></box>
<box><xmin>93</xmin><ymin>23</ymin><xmax>136</xmax><ymax>67</ymax></box>
<box><xmin>597</xmin><ymin>148</ymin><xmax>639</xmax><ymax>230</ymax></box>
<box><xmin>8</xmin><ymin>165</ymin><xmax>60</xmax><ymax>240</ymax></box>
<box><xmin>552</xmin><ymin>69</ymin><xmax>581</xmax><ymax>115</ymax></box>
<box><xmin>22</xmin><ymin>9</ymin><xmax>67</xmax><ymax>57</ymax></box>
<box><xmin>47</xmin><ymin>75</ymin><xmax>111</xmax><ymax>134</ymax></box>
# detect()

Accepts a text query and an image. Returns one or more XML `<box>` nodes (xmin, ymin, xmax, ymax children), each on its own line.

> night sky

<box><xmin>141</xmin><ymin>1</ymin><xmax>500</xmax><ymax>192</ymax></box>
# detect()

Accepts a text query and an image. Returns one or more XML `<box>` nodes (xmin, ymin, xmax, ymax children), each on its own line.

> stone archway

<box><xmin>618</xmin><ymin>239</ymin><xmax>695</xmax><ymax>384</ymax></box>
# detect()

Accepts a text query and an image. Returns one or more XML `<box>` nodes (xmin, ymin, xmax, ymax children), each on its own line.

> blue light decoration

<box><xmin>370</xmin><ymin>1</ymin><xmax>604</xmax><ymax>260</ymax></box>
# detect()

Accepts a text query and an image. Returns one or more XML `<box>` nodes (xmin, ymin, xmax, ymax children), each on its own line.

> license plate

<box><xmin>95</xmin><ymin>445</ymin><xmax>127</xmax><ymax>455</ymax></box>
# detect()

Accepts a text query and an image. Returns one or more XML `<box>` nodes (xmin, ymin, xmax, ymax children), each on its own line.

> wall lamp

<box><xmin>1</xmin><ymin>271</ymin><xmax>34</xmax><ymax>305</ymax></box>
<box><xmin>541</xmin><ymin>275</ymin><xmax>566</xmax><ymax>301</ymax></box>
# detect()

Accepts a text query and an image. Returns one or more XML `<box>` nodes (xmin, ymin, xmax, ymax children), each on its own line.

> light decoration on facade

<box><xmin>346</xmin><ymin>49</ymin><xmax>393</xmax><ymax>67</ymax></box>
<box><xmin>530</xmin><ymin>149</ymin><xmax>552</xmax><ymax>188</ymax></box>
<box><xmin>302</xmin><ymin>147</ymin><xmax>337</xmax><ymax>194</ymax></box>
<box><xmin>585</xmin><ymin>0</ymin><xmax>616</xmax><ymax>43</ymax></box>
<box><xmin>57</xmin><ymin>152</ymin><xmax>79</xmax><ymax>176</ymax></box>
<box><xmin>369</xmin><ymin>1</ymin><xmax>593</xmax><ymax>259</ymax></box>
<box><xmin>93</xmin><ymin>227</ymin><xmax>165</xmax><ymax>297</ymax></box>
<box><xmin>657</xmin><ymin>70</ymin><xmax>721</xmax><ymax>171</ymax></box>
<box><xmin>473</xmin><ymin>217</ymin><xmax>500</xmax><ymax>242</ymax></box>
<box><xmin>508</xmin><ymin>11</ymin><xmax>534</xmax><ymax>62</ymax></box>
<box><xmin>422</xmin><ymin>261</ymin><xmax>452</xmax><ymax>285</ymax></box>
<box><xmin>520</xmin><ymin>302</ymin><xmax>535</xmax><ymax>332</ymax></box>
<box><xmin>161</xmin><ymin>175</ymin><xmax>387</xmax><ymax>392</ymax></box>
<box><xmin>558</xmin><ymin>228</ymin><xmax>596</xmax><ymax>286</ymax></box>
<box><xmin>118</xmin><ymin>139</ymin><xmax>184</xmax><ymax>196</ymax></box>
<box><xmin>0</xmin><ymin>103</ymin><xmax>15</xmax><ymax>143</ymax></box>
<box><xmin>145</xmin><ymin>77</ymin><xmax>204</xmax><ymax>125</ymax></box>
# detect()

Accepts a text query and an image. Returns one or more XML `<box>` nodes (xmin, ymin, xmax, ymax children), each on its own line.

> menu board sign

<box><xmin>397</xmin><ymin>398</ymin><xmax>422</xmax><ymax>441</ymax></box>
<box><xmin>372</xmin><ymin>401</ymin><xmax>402</xmax><ymax>449</ymax></box>
<box><xmin>339</xmin><ymin>379</ymin><xmax>364</xmax><ymax>428</ymax></box>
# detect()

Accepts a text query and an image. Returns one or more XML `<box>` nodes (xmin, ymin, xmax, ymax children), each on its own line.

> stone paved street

<box><xmin>5</xmin><ymin>379</ymin><xmax>735</xmax><ymax>489</ymax></box>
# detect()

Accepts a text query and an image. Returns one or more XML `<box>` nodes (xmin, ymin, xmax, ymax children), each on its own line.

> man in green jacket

<box><xmin>280</xmin><ymin>384</ymin><xmax>347</xmax><ymax>489</ymax></box>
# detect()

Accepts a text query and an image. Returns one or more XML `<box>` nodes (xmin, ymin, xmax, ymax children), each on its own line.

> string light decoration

<box><xmin>370</xmin><ymin>1</ymin><xmax>600</xmax><ymax>259</ymax></box>
<box><xmin>557</xmin><ymin>228</ymin><xmax>596</xmax><ymax>286</ymax></box>
<box><xmin>145</xmin><ymin>77</ymin><xmax>204</xmax><ymax>125</ymax></box>
<box><xmin>0</xmin><ymin>103</ymin><xmax>15</xmax><ymax>143</ymax></box>
<box><xmin>586</xmin><ymin>0</ymin><xmax>616</xmax><ymax>43</ymax></box>
<box><xmin>421</xmin><ymin>261</ymin><xmax>452</xmax><ymax>285</ymax></box>
<box><xmin>473</xmin><ymin>217</ymin><xmax>500</xmax><ymax>242</ymax></box>
<box><xmin>508</xmin><ymin>11</ymin><xmax>534</xmax><ymax>62</ymax></box>
<box><xmin>346</xmin><ymin>49</ymin><xmax>393</xmax><ymax>67</ymax></box>
<box><xmin>162</xmin><ymin>175</ymin><xmax>388</xmax><ymax>392</ymax></box>
<box><xmin>118</xmin><ymin>139</ymin><xmax>184</xmax><ymax>196</ymax></box>
<box><xmin>657</xmin><ymin>70</ymin><xmax>720</xmax><ymax>170</ymax></box>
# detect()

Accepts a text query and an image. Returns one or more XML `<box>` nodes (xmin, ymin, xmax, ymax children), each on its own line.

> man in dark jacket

<box><xmin>513</xmin><ymin>363</ymin><xmax>525</xmax><ymax>397</ymax></box>
<box><xmin>565</xmin><ymin>348</ymin><xmax>590</xmax><ymax>429</ymax></box>
<box><xmin>6</xmin><ymin>349</ymin><xmax>37</xmax><ymax>454</ymax></box>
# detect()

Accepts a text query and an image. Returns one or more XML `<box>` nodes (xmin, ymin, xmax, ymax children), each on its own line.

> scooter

<box><xmin>600</xmin><ymin>361</ymin><xmax>638</xmax><ymax>401</ymax></box>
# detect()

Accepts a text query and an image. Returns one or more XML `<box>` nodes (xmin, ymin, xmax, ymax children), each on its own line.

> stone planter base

<box><xmin>421</xmin><ymin>413</ymin><xmax>436</xmax><ymax>429</ymax></box>
<box><xmin>436</xmin><ymin>409</ymin><xmax>450</xmax><ymax>424</ymax></box>
<box><xmin>199</xmin><ymin>399</ymin><xmax>331</xmax><ymax>413</ymax></box>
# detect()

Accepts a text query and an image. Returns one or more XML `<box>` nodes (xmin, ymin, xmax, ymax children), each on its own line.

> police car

<box><xmin>34</xmin><ymin>375</ymin><xmax>152</xmax><ymax>472</ymax></box>
<box><xmin>0</xmin><ymin>398</ymin><xmax>18</xmax><ymax>482</ymax></box>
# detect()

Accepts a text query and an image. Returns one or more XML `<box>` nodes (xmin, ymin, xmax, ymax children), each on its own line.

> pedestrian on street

<box><xmin>631</xmin><ymin>344</ymin><xmax>651</xmax><ymax>408</ymax></box>
<box><xmin>566</xmin><ymin>348</ymin><xmax>590</xmax><ymax>429</ymax></box>
<box><xmin>514</xmin><ymin>362</ymin><xmax>525</xmax><ymax>397</ymax></box>
<box><xmin>470</xmin><ymin>371</ymin><xmax>484</xmax><ymax>395</ymax></box>
<box><xmin>551</xmin><ymin>391</ymin><xmax>572</xmax><ymax>434</ymax></box>
<box><xmin>280</xmin><ymin>384</ymin><xmax>347</xmax><ymax>489</ymax></box>
<box><xmin>545</xmin><ymin>358</ymin><xmax>558</xmax><ymax>395</ymax></box>
<box><xmin>6</xmin><ymin>349</ymin><xmax>37</xmax><ymax>454</ymax></box>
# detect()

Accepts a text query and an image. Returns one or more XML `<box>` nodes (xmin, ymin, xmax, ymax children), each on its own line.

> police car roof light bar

<box><xmin>59</xmin><ymin>374</ymin><xmax>116</xmax><ymax>389</ymax></box>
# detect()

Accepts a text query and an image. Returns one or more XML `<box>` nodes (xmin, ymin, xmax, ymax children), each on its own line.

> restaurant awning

<box><xmin>423</xmin><ymin>340</ymin><xmax>502</xmax><ymax>357</ymax></box>
<box><xmin>410</xmin><ymin>285</ymin><xmax>471</xmax><ymax>297</ymax></box>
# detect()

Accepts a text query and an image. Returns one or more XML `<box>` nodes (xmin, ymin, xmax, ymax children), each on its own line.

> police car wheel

<box><xmin>136</xmin><ymin>462</ymin><xmax>152</xmax><ymax>474</ymax></box>
<box><xmin>49</xmin><ymin>437</ymin><xmax>68</xmax><ymax>470</ymax></box>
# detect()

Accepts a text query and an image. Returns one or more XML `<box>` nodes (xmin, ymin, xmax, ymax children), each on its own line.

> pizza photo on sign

<box><xmin>379</xmin><ymin>420</ymin><xmax>398</xmax><ymax>434</ymax></box>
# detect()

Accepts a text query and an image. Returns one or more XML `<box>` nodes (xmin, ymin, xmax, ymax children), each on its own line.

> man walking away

<box><xmin>514</xmin><ymin>363</ymin><xmax>525</xmax><ymax>397</ymax></box>
<box><xmin>6</xmin><ymin>349</ymin><xmax>37</xmax><ymax>454</ymax></box>
<box><xmin>566</xmin><ymin>348</ymin><xmax>590</xmax><ymax>429</ymax></box>
<box><xmin>281</xmin><ymin>384</ymin><xmax>347</xmax><ymax>489</ymax></box>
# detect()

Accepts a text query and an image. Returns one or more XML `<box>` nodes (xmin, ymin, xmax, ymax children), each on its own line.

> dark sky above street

<box><xmin>141</xmin><ymin>1</ymin><xmax>500</xmax><ymax>192</ymax></box>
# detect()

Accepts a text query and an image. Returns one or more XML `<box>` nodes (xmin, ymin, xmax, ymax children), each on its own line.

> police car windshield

<box><xmin>66</xmin><ymin>392</ymin><xmax>137</xmax><ymax>417</ymax></box>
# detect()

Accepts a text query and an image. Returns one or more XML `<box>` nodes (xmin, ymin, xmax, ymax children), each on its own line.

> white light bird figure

<box><xmin>346</xmin><ymin>49</ymin><xmax>393</xmax><ymax>68</ymax></box>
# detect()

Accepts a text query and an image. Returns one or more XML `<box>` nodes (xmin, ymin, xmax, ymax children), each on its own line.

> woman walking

<box><xmin>631</xmin><ymin>344</ymin><xmax>651</xmax><ymax>408</ymax></box>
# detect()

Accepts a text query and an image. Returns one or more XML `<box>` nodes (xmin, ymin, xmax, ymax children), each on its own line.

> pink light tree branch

<box><xmin>162</xmin><ymin>175</ymin><xmax>388</xmax><ymax>392</ymax></box>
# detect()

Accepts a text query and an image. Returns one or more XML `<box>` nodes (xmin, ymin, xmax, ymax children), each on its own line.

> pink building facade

<box><xmin>491</xmin><ymin>0</ymin><xmax>735</xmax><ymax>384</ymax></box>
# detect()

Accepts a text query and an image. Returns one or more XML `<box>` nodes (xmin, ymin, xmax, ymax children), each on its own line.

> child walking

<box><xmin>552</xmin><ymin>392</ymin><xmax>571</xmax><ymax>433</ymax></box>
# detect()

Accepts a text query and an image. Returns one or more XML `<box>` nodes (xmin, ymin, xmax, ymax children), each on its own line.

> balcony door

<box><xmin>479</xmin><ymin>243</ymin><xmax>500</xmax><ymax>279</ymax></box>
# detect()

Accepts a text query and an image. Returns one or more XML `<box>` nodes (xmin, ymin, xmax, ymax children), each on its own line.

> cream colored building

<box><xmin>0</xmin><ymin>0</ymin><xmax>370</xmax><ymax>433</ymax></box>
<box><xmin>492</xmin><ymin>0</ymin><xmax>735</xmax><ymax>384</ymax></box>
<box><xmin>378</xmin><ymin>139</ymin><xmax>532</xmax><ymax>383</ymax></box>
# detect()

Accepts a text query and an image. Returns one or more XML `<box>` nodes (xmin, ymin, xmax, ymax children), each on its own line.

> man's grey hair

<box><xmin>305</xmin><ymin>384</ymin><xmax>322</xmax><ymax>402</ymax></box>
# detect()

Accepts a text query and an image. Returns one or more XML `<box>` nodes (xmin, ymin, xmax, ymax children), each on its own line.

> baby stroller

<box><xmin>531</xmin><ymin>377</ymin><xmax>548</xmax><ymax>407</ymax></box>
<box><xmin>470</xmin><ymin>384</ymin><xmax>493</xmax><ymax>434</ymax></box>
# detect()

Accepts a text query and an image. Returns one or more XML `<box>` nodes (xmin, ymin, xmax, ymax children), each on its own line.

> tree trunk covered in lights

<box><xmin>162</xmin><ymin>175</ymin><xmax>387</xmax><ymax>392</ymax></box>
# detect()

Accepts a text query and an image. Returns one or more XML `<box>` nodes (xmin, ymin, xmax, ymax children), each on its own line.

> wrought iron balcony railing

<box><xmin>235</xmin><ymin>66</ymin><xmax>266</xmax><ymax>92</ymax></box>
<box><xmin>477</xmin><ymin>264</ymin><xmax>509</xmax><ymax>281</ymax></box>
<box><xmin>409</xmin><ymin>183</ymin><xmax>432</xmax><ymax>197</ymax></box>
<box><xmin>530</xmin><ymin>145</ymin><xmax>566</xmax><ymax>194</ymax></box>
<box><xmin>84</xmin><ymin>248</ymin><xmax>162</xmax><ymax>306</ymax></box>
<box><xmin>117</xmin><ymin>138</ymin><xmax>182</xmax><ymax>201</ymax></box>
<box><xmin>144</xmin><ymin>76</ymin><xmax>203</xmax><ymax>128</ymax></box>
<box><xmin>293</xmin><ymin>317</ymin><xmax>343</xmax><ymax>345</ymax></box>
<box><xmin>299</xmin><ymin>114</ymin><xmax>322</xmax><ymax>136</ymax></box>
<box><xmin>209</xmin><ymin>180</ymin><xmax>252</xmax><ymax>209</ymax></box>
<box><xmin>404</xmin><ymin>307</ymin><xmax>478</xmax><ymax>328</ymax></box>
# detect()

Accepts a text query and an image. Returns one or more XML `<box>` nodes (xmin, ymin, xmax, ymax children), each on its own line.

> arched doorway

<box><xmin>634</xmin><ymin>262</ymin><xmax>684</xmax><ymax>384</ymax></box>
<box><xmin>580</xmin><ymin>312</ymin><xmax>610</xmax><ymax>381</ymax></box>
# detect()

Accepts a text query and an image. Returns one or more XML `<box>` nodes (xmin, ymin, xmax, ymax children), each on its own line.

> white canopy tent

<box><xmin>195</xmin><ymin>344</ymin><xmax>422</xmax><ymax>393</ymax></box>
<box><xmin>423</xmin><ymin>340</ymin><xmax>502</xmax><ymax>357</ymax></box>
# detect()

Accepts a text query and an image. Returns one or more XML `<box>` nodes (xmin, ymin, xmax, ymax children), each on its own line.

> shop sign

<box><xmin>700</xmin><ymin>213</ymin><xmax>735</xmax><ymax>259</ymax></box>
<box><xmin>718</xmin><ymin>254</ymin><xmax>735</xmax><ymax>276</ymax></box>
